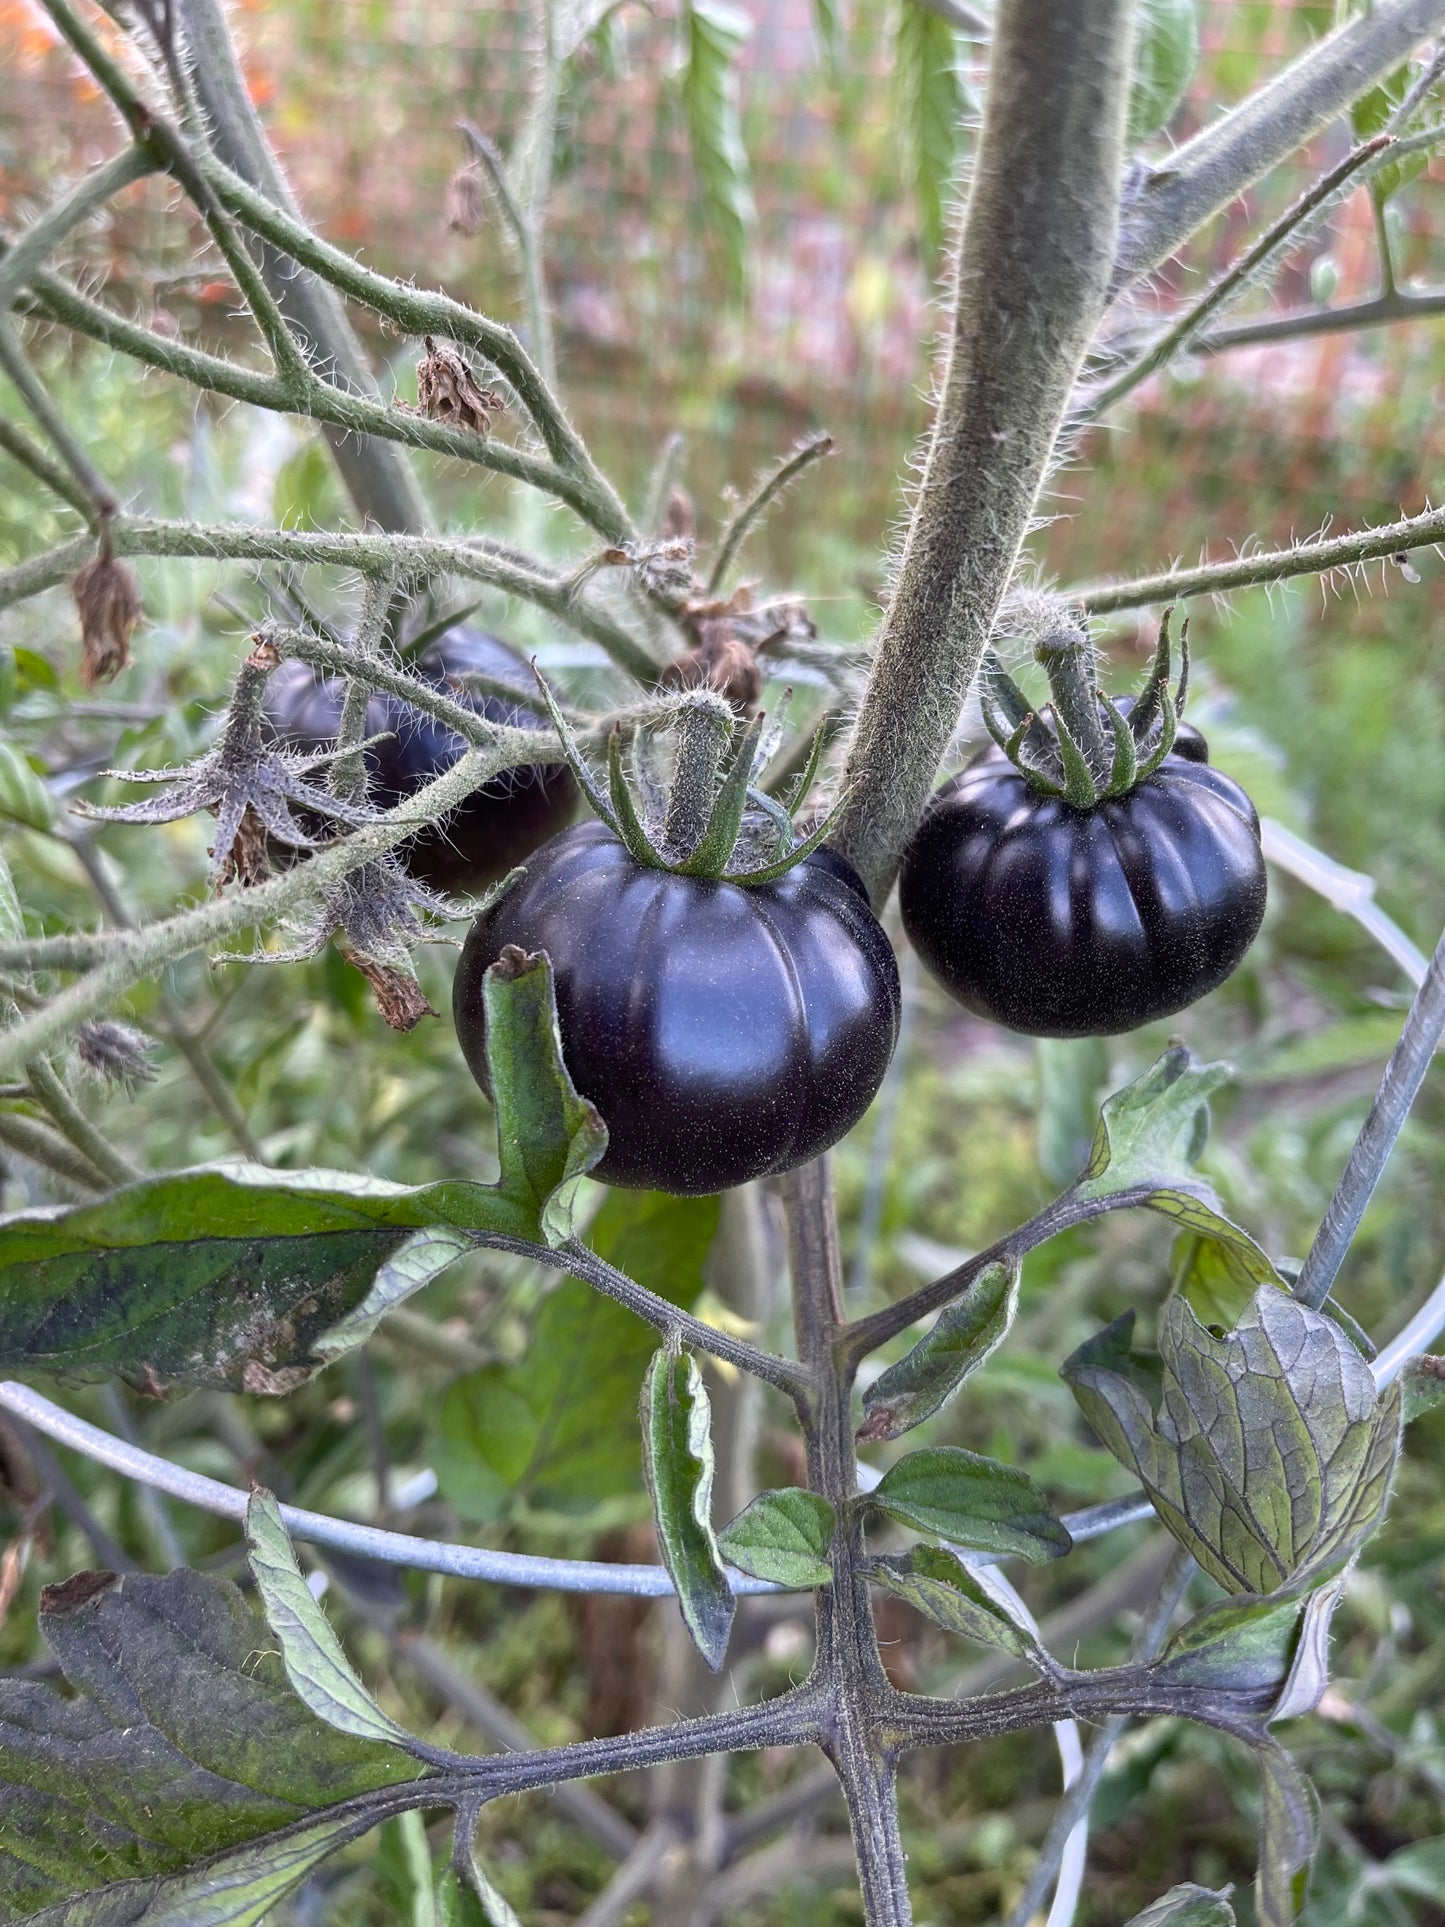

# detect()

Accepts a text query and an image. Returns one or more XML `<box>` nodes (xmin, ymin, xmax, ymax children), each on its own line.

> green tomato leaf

<box><xmin>1156</xmin><ymin>1589</ymin><xmax>1307</xmax><ymax>1697</ymax></box>
<box><xmin>0</xmin><ymin>1566</ymin><xmax>422</xmax><ymax>1922</ymax></box>
<box><xmin>1254</xmin><ymin>1741</ymin><xmax>1318</xmax><ymax>1927</ymax></box>
<box><xmin>0</xmin><ymin>739</ymin><xmax>55</xmax><ymax>831</ymax></box>
<box><xmin>1123</xmin><ymin>1885</ymin><xmax>1236</xmax><ymax>1927</ymax></box>
<box><xmin>858</xmin><ymin>1254</ymin><xmax>1019</xmax><ymax>1442</ymax></box>
<box><xmin>1379</xmin><ymin>1836</ymin><xmax>1445</xmax><ymax>1903</ymax></box>
<box><xmin>681</xmin><ymin>0</ymin><xmax>756</xmax><ymax>303</ymax></box>
<box><xmin>1073</xmin><ymin>1048</ymin><xmax>1285</xmax><ymax>1294</ymax></box>
<box><xmin>245</xmin><ymin>1491</ymin><xmax>414</xmax><ymax>1753</ymax></box>
<box><xmin>893</xmin><ymin>0</ymin><xmax>970</xmax><ymax>265</ymax></box>
<box><xmin>1127</xmin><ymin>0</ymin><xmax>1199</xmax><ymax>147</ymax></box>
<box><xmin>1063</xmin><ymin>1288</ymin><xmax>1402</xmax><ymax>1597</ymax></box>
<box><xmin>642</xmin><ymin>1347</ymin><xmax>735</xmax><ymax>1670</ymax></box>
<box><xmin>1352</xmin><ymin>64</ymin><xmax>1431</xmax><ymax>204</ymax></box>
<box><xmin>438</xmin><ymin>1854</ymin><xmax>523</xmax><ymax>1927</ymax></box>
<box><xmin>0</xmin><ymin>952</ymin><xmax>604</xmax><ymax>1389</ymax></box>
<box><xmin>869</xmin><ymin>1543</ymin><xmax>1051</xmax><ymax>1666</ymax></box>
<box><xmin>433</xmin><ymin>1189</ymin><xmax>717</xmax><ymax>1522</ymax></box>
<box><xmin>719</xmin><ymin>1487</ymin><xmax>835</xmax><ymax>1587</ymax></box>
<box><xmin>868</xmin><ymin>1446</ymin><xmax>1072</xmax><ymax>1564</ymax></box>
<box><xmin>1401</xmin><ymin>1355</ymin><xmax>1445</xmax><ymax>1422</ymax></box>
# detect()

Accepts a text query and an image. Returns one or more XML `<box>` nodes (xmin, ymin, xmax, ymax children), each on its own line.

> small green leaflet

<box><xmin>1352</xmin><ymin>62</ymin><xmax>1431</xmax><ymax>205</ymax></box>
<box><xmin>245</xmin><ymin>1491</ymin><xmax>414</xmax><ymax>1753</ymax></box>
<box><xmin>0</xmin><ymin>951</ymin><xmax>605</xmax><ymax>1390</ymax></box>
<box><xmin>642</xmin><ymin>1347</ymin><xmax>735</xmax><ymax>1669</ymax></box>
<box><xmin>1123</xmin><ymin>1885</ymin><xmax>1236</xmax><ymax>1927</ymax></box>
<box><xmin>719</xmin><ymin>1487</ymin><xmax>834</xmax><ymax>1587</ymax></box>
<box><xmin>1401</xmin><ymin>1355</ymin><xmax>1445</xmax><ymax>1423</ymax></box>
<box><xmin>1127</xmin><ymin>0</ymin><xmax>1199</xmax><ymax>147</ymax></box>
<box><xmin>0</xmin><ymin>1566</ymin><xmax>421</xmax><ymax>1922</ymax></box>
<box><xmin>1073</xmin><ymin>1048</ymin><xmax>1284</xmax><ymax>1296</ymax></box>
<box><xmin>681</xmin><ymin>0</ymin><xmax>756</xmax><ymax>302</ymax></box>
<box><xmin>868</xmin><ymin>1543</ymin><xmax>1050</xmax><ymax>1666</ymax></box>
<box><xmin>1063</xmin><ymin>1289</ymin><xmax>1402</xmax><ymax>1597</ymax></box>
<box><xmin>1254</xmin><ymin>1741</ymin><xmax>1318</xmax><ymax>1927</ymax></box>
<box><xmin>868</xmin><ymin>1446</ymin><xmax>1071</xmax><ymax>1564</ymax></box>
<box><xmin>433</xmin><ymin>1189</ymin><xmax>718</xmax><ymax>1523</ymax></box>
<box><xmin>858</xmin><ymin>1254</ymin><xmax>1018</xmax><ymax>1442</ymax></box>
<box><xmin>0</xmin><ymin>739</ymin><xmax>55</xmax><ymax>831</ymax></box>
<box><xmin>893</xmin><ymin>0</ymin><xmax>970</xmax><ymax>265</ymax></box>
<box><xmin>1156</xmin><ymin>1590</ymin><xmax>1306</xmax><ymax>1698</ymax></box>
<box><xmin>440</xmin><ymin>1840</ymin><xmax>524</xmax><ymax>1927</ymax></box>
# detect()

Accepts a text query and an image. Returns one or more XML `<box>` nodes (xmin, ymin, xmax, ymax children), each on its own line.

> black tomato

<box><xmin>898</xmin><ymin>739</ymin><xmax>1266</xmax><ymax>1038</ymax></box>
<box><xmin>453</xmin><ymin>822</ymin><xmax>901</xmax><ymax>1194</ymax></box>
<box><xmin>265</xmin><ymin>627</ymin><xmax>575</xmax><ymax>892</ymax></box>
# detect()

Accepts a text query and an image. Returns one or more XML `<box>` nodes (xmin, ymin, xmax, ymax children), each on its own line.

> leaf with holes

<box><xmin>642</xmin><ymin>1348</ymin><xmax>735</xmax><ymax>1669</ymax></box>
<box><xmin>719</xmin><ymin>1487</ymin><xmax>834</xmax><ymax>1587</ymax></box>
<box><xmin>859</xmin><ymin>1255</ymin><xmax>1018</xmax><ymax>1442</ymax></box>
<box><xmin>0</xmin><ymin>1566</ymin><xmax>424</xmax><ymax>1922</ymax></box>
<box><xmin>1063</xmin><ymin>1289</ymin><xmax>1402</xmax><ymax>1597</ymax></box>
<box><xmin>0</xmin><ymin>952</ymin><xmax>603</xmax><ymax>1390</ymax></box>
<box><xmin>868</xmin><ymin>1447</ymin><xmax>1071</xmax><ymax>1564</ymax></box>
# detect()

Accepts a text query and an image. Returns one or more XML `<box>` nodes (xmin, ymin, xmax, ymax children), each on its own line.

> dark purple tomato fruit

<box><xmin>898</xmin><ymin>740</ymin><xmax>1266</xmax><ymax>1039</ymax></box>
<box><xmin>453</xmin><ymin>820</ymin><xmax>901</xmax><ymax>1194</ymax></box>
<box><xmin>265</xmin><ymin>626</ymin><xmax>575</xmax><ymax>892</ymax></box>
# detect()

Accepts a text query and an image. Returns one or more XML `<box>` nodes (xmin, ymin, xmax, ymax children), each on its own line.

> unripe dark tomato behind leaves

<box><xmin>264</xmin><ymin>627</ymin><xmax>576</xmax><ymax>892</ymax></box>
<box><xmin>453</xmin><ymin>822</ymin><xmax>901</xmax><ymax>1194</ymax></box>
<box><xmin>899</xmin><ymin>728</ymin><xmax>1266</xmax><ymax>1039</ymax></box>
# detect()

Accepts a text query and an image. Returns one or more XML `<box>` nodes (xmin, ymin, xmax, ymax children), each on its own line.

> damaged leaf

<box><xmin>0</xmin><ymin>1565</ymin><xmax>423</xmax><ymax>1922</ymax></box>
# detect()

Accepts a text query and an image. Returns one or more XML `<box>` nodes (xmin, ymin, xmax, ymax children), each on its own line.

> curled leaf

<box><xmin>1063</xmin><ymin>1288</ymin><xmax>1402</xmax><ymax>1597</ymax></box>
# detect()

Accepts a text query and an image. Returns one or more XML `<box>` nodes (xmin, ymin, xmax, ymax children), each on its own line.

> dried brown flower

<box><xmin>416</xmin><ymin>336</ymin><xmax>504</xmax><ymax>436</ymax></box>
<box><xmin>71</xmin><ymin>546</ymin><xmax>143</xmax><ymax>688</ymax></box>
<box><xmin>446</xmin><ymin>163</ymin><xmax>486</xmax><ymax>236</ymax></box>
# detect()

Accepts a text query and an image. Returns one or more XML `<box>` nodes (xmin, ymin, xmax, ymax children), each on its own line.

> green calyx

<box><xmin>534</xmin><ymin>670</ymin><xmax>844</xmax><ymax>885</ymax></box>
<box><xmin>981</xmin><ymin>606</ymin><xmax>1190</xmax><ymax>809</ymax></box>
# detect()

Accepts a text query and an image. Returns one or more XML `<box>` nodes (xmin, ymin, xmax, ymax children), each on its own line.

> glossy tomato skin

<box><xmin>265</xmin><ymin>627</ymin><xmax>575</xmax><ymax>892</ymax></box>
<box><xmin>453</xmin><ymin>820</ymin><xmax>901</xmax><ymax>1194</ymax></box>
<box><xmin>899</xmin><ymin>742</ymin><xmax>1266</xmax><ymax>1038</ymax></box>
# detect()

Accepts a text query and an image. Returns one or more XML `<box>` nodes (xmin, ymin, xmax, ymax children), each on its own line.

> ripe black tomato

<box><xmin>453</xmin><ymin>822</ymin><xmax>901</xmax><ymax>1194</ymax></box>
<box><xmin>899</xmin><ymin>738</ymin><xmax>1266</xmax><ymax>1038</ymax></box>
<box><xmin>265</xmin><ymin>626</ymin><xmax>575</xmax><ymax>892</ymax></box>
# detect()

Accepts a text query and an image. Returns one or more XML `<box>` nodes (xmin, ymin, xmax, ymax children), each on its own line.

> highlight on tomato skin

<box><xmin>264</xmin><ymin>625</ymin><xmax>577</xmax><ymax>893</ymax></box>
<box><xmin>452</xmin><ymin>819</ymin><xmax>902</xmax><ymax>1195</ymax></box>
<box><xmin>897</xmin><ymin>738</ymin><xmax>1267</xmax><ymax>1039</ymax></box>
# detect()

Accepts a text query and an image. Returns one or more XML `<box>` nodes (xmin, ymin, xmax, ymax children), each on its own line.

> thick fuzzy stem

<box><xmin>1035</xmin><ymin>621</ymin><xmax>1107</xmax><ymax>779</ymax></box>
<box><xmin>782</xmin><ymin>1159</ymin><xmax>910</xmax><ymax>1926</ymax></box>
<box><xmin>831</xmin><ymin>0</ymin><xmax>1135</xmax><ymax>903</ymax></box>
<box><xmin>662</xmin><ymin>693</ymin><xmax>734</xmax><ymax>863</ymax></box>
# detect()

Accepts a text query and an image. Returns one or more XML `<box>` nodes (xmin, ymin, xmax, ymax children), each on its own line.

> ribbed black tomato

<box><xmin>453</xmin><ymin>822</ymin><xmax>901</xmax><ymax>1194</ymax></box>
<box><xmin>899</xmin><ymin>738</ymin><xmax>1266</xmax><ymax>1039</ymax></box>
<box><xmin>265</xmin><ymin>627</ymin><xmax>575</xmax><ymax>892</ymax></box>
